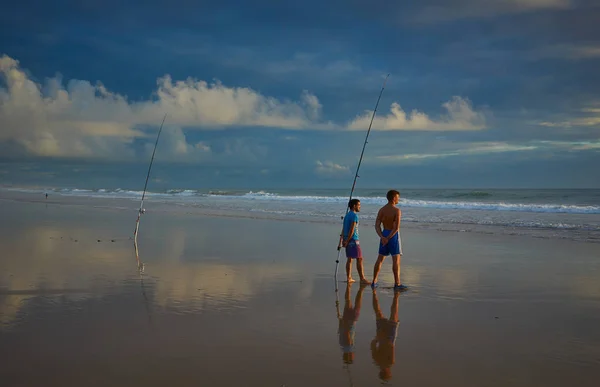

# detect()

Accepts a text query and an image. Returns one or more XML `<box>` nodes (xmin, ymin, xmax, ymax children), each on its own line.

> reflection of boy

<box><xmin>371</xmin><ymin>290</ymin><xmax>400</xmax><ymax>381</ymax></box>
<box><xmin>337</xmin><ymin>283</ymin><xmax>366</xmax><ymax>364</ymax></box>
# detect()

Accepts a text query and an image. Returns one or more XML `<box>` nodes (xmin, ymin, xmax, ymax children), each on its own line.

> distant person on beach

<box><xmin>339</xmin><ymin>198</ymin><xmax>369</xmax><ymax>284</ymax></box>
<box><xmin>337</xmin><ymin>282</ymin><xmax>367</xmax><ymax>364</ymax></box>
<box><xmin>45</xmin><ymin>193</ymin><xmax>48</xmax><ymax>199</ymax></box>
<box><xmin>371</xmin><ymin>190</ymin><xmax>407</xmax><ymax>290</ymax></box>
<box><xmin>371</xmin><ymin>288</ymin><xmax>400</xmax><ymax>381</ymax></box>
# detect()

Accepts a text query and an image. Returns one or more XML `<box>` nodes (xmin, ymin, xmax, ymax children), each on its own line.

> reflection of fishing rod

<box><xmin>134</xmin><ymin>239</ymin><xmax>153</xmax><ymax>326</ymax></box>
<box><xmin>335</xmin><ymin>286</ymin><xmax>355</xmax><ymax>387</ymax></box>
<box><xmin>134</xmin><ymin>113</ymin><xmax>167</xmax><ymax>244</ymax></box>
<box><xmin>335</xmin><ymin>75</ymin><xmax>389</xmax><ymax>283</ymax></box>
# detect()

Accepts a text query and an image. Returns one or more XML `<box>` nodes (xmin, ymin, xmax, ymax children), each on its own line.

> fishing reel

<box><xmin>139</xmin><ymin>208</ymin><xmax>146</xmax><ymax>214</ymax></box>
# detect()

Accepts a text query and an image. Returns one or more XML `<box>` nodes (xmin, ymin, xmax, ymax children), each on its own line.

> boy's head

<box><xmin>386</xmin><ymin>190</ymin><xmax>400</xmax><ymax>204</ymax></box>
<box><xmin>348</xmin><ymin>198</ymin><xmax>361</xmax><ymax>211</ymax></box>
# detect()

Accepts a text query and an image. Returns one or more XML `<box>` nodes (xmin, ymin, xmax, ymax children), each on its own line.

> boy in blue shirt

<box><xmin>339</xmin><ymin>199</ymin><xmax>369</xmax><ymax>284</ymax></box>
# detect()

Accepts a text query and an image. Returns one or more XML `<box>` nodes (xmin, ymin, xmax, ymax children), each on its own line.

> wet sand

<box><xmin>1</xmin><ymin>197</ymin><xmax>600</xmax><ymax>386</ymax></box>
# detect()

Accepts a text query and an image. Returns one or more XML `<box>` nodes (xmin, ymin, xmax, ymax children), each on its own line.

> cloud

<box><xmin>0</xmin><ymin>54</ymin><xmax>325</xmax><ymax>158</ymax></box>
<box><xmin>413</xmin><ymin>0</ymin><xmax>572</xmax><ymax>23</ymax></box>
<box><xmin>315</xmin><ymin>160</ymin><xmax>350</xmax><ymax>176</ymax></box>
<box><xmin>377</xmin><ymin>142</ymin><xmax>537</xmax><ymax>162</ymax></box>
<box><xmin>143</xmin><ymin>126</ymin><xmax>213</xmax><ymax>162</ymax></box>
<box><xmin>347</xmin><ymin>96</ymin><xmax>487</xmax><ymax>131</ymax></box>
<box><xmin>145</xmin><ymin>76</ymin><xmax>325</xmax><ymax>129</ymax></box>
<box><xmin>1</xmin><ymin>54</ymin><xmax>490</xmax><ymax>161</ymax></box>
<box><xmin>376</xmin><ymin>139</ymin><xmax>600</xmax><ymax>164</ymax></box>
<box><xmin>536</xmin><ymin>140</ymin><xmax>600</xmax><ymax>150</ymax></box>
<box><xmin>537</xmin><ymin>103</ymin><xmax>600</xmax><ymax>127</ymax></box>
<box><xmin>529</xmin><ymin>44</ymin><xmax>600</xmax><ymax>61</ymax></box>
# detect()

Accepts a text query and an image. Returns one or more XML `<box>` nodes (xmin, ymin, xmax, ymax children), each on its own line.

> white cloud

<box><xmin>376</xmin><ymin>139</ymin><xmax>600</xmax><ymax>164</ymax></box>
<box><xmin>535</xmin><ymin>140</ymin><xmax>600</xmax><ymax>150</ymax></box>
<box><xmin>1</xmin><ymin>54</ymin><xmax>490</xmax><ymax>160</ymax></box>
<box><xmin>0</xmin><ymin>54</ymin><xmax>325</xmax><ymax>158</ymax></box>
<box><xmin>414</xmin><ymin>0</ymin><xmax>571</xmax><ymax>23</ymax></box>
<box><xmin>315</xmin><ymin>160</ymin><xmax>350</xmax><ymax>176</ymax></box>
<box><xmin>347</xmin><ymin>96</ymin><xmax>486</xmax><ymax>131</ymax></box>
<box><xmin>537</xmin><ymin>103</ymin><xmax>600</xmax><ymax>128</ymax></box>
<box><xmin>143</xmin><ymin>126</ymin><xmax>213</xmax><ymax>162</ymax></box>
<box><xmin>194</xmin><ymin>141</ymin><xmax>211</xmax><ymax>152</ymax></box>
<box><xmin>377</xmin><ymin>142</ymin><xmax>538</xmax><ymax>162</ymax></box>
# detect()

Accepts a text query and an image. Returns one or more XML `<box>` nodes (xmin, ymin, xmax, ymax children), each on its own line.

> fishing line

<box><xmin>133</xmin><ymin>113</ymin><xmax>167</xmax><ymax>244</ymax></box>
<box><xmin>335</xmin><ymin>75</ymin><xmax>389</xmax><ymax>284</ymax></box>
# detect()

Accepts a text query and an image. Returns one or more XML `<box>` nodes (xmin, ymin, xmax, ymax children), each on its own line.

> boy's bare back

<box><xmin>376</xmin><ymin>204</ymin><xmax>401</xmax><ymax>231</ymax></box>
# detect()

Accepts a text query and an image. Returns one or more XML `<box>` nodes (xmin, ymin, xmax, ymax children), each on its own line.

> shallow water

<box><xmin>1</xmin><ymin>200</ymin><xmax>599</xmax><ymax>386</ymax></box>
<box><xmin>3</xmin><ymin>187</ymin><xmax>600</xmax><ymax>243</ymax></box>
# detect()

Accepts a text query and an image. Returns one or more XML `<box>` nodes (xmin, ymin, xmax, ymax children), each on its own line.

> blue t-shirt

<box><xmin>343</xmin><ymin>211</ymin><xmax>359</xmax><ymax>241</ymax></box>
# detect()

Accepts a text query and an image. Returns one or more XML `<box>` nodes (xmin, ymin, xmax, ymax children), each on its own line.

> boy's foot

<box><xmin>360</xmin><ymin>278</ymin><xmax>370</xmax><ymax>285</ymax></box>
<box><xmin>393</xmin><ymin>284</ymin><xmax>408</xmax><ymax>291</ymax></box>
<box><xmin>371</xmin><ymin>282</ymin><xmax>378</xmax><ymax>289</ymax></box>
<box><xmin>347</xmin><ymin>278</ymin><xmax>356</xmax><ymax>283</ymax></box>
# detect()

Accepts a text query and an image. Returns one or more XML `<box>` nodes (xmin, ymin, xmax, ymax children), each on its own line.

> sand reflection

<box><xmin>1</xmin><ymin>221</ymin><xmax>308</xmax><ymax>328</ymax></box>
<box><xmin>371</xmin><ymin>289</ymin><xmax>400</xmax><ymax>382</ymax></box>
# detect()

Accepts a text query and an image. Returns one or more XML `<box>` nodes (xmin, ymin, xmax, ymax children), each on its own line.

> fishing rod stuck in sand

<box><xmin>133</xmin><ymin>113</ymin><xmax>167</xmax><ymax>245</ymax></box>
<box><xmin>335</xmin><ymin>74</ymin><xmax>389</xmax><ymax>285</ymax></box>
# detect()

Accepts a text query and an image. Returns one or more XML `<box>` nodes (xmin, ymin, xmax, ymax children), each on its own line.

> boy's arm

<box><xmin>375</xmin><ymin>208</ymin><xmax>384</xmax><ymax>238</ymax></box>
<box><xmin>344</xmin><ymin>222</ymin><xmax>356</xmax><ymax>246</ymax></box>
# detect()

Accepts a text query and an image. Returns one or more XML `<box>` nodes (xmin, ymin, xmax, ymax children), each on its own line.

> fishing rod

<box><xmin>335</xmin><ymin>74</ymin><xmax>389</xmax><ymax>283</ymax></box>
<box><xmin>133</xmin><ymin>113</ymin><xmax>167</xmax><ymax>244</ymax></box>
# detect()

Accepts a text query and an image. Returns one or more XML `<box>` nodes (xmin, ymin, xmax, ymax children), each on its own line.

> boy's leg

<box><xmin>356</xmin><ymin>258</ymin><xmax>369</xmax><ymax>284</ymax></box>
<box><xmin>392</xmin><ymin>254</ymin><xmax>401</xmax><ymax>285</ymax></box>
<box><xmin>346</xmin><ymin>258</ymin><xmax>355</xmax><ymax>282</ymax></box>
<box><xmin>372</xmin><ymin>254</ymin><xmax>386</xmax><ymax>285</ymax></box>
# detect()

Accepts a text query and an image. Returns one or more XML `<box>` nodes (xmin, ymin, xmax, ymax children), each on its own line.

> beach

<box><xmin>1</xmin><ymin>192</ymin><xmax>600</xmax><ymax>386</ymax></box>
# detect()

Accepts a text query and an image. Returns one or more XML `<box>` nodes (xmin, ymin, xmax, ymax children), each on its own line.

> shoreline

<box><xmin>1</xmin><ymin>190</ymin><xmax>598</xmax><ymax>244</ymax></box>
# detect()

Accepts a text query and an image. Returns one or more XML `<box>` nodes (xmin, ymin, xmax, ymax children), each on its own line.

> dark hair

<box><xmin>386</xmin><ymin>190</ymin><xmax>400</xmax><ymax>201</ymax></box>
<box><xmin>348</xmin><ymin>198</ymin><xmax>360</xmax><ymax>209</ymax></box>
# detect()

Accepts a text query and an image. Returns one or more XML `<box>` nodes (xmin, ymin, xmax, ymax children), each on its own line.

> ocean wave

<box><xmin>3</xmin><ymin>187</ymin><xmax>600</xmax><ymax>214</ymax></box>
<box><xmin>445</xmin><ymin>191</ymin><xmax>492</xmax><ymax>198</ymax></box>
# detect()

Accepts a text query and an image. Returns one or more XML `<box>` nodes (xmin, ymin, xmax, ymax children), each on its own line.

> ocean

<box><xmin>2</xmin><ymin>186</ymin><xmax>600</xmax><ymax>243</ymax></box>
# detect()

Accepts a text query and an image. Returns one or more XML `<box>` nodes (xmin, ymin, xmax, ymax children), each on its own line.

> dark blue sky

<box><xmin>1</xmin><ymin>0</ymin><xmax>599</xmax><ymax>188</ymax></box>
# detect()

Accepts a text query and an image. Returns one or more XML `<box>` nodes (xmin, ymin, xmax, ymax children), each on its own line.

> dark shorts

<box><xmin>378</xmin><ymin>229</ymin><xmax>402</xmax><ymax>256</ymax></box>
<box><xmin>345</xmin><ymin>240</ymin><xmax>362</xmax><ymax>258</ymax></box>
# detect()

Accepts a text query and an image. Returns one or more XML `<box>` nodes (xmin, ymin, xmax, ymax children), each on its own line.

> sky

<box><xmin>1</xmin><ymin>0</ymin><xmax>599</xmax><ymax>189</ymax></box>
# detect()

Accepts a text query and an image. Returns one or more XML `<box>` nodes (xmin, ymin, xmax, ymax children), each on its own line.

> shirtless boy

<box><xmin>371</xmin><ymin>190</ymin><xmax>407</xmax><ymax>291</ymax></box>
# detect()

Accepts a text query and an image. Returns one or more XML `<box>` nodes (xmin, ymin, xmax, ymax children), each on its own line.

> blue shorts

<box><xmin>345</xmin><ymin>240</ymin><xmax>362</xmax><ymax>258</ymax></box>
<box><xmin>378</xmin><ymin>229</ymin><xmax>402</xmax><ymax>256</ymax></box>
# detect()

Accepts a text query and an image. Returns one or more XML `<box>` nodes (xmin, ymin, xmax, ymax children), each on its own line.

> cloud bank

<box><xmin>0</xmin><ymin>54</ymin><xmax>488</xmax><ymax>159</ymax></box>
<box><xmin>347</xmin><ymin>96</ymin><xmax>487</xmax><ymax>131</ymax></box>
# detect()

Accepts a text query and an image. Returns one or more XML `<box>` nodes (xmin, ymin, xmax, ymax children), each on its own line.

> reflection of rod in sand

<box><xmin>134</xmin><ymin>239</ymin><xmax>153</xmax><ymax>326</ymax></box>
<box><xmin>134</xmin><ymin>113</ymin><xmax>167</xmax><ymax>243</ymax></box>
<box><xmin>335</xmin><ymin>75</ymin><xmax>389</xmax><ymax>284</ymax></box>
<box><xmin>335</xmin><ymin>287</ymin><xmax>355</xmax><ymax>387</ymax></box>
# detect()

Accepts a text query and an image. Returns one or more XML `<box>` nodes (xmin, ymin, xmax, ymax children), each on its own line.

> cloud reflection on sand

<box><xmin>0</xmin><ymin>220</ymin><xmax>310</xmax><ymax>328</ymax></box>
